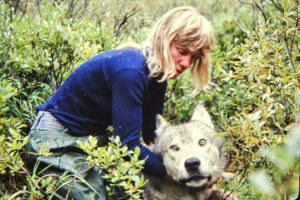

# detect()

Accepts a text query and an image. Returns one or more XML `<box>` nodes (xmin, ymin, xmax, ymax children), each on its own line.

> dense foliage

<box><xmin>0</xmin><ymin>0</ymin><xmax>299</xmax><ymax>199</ymax></box>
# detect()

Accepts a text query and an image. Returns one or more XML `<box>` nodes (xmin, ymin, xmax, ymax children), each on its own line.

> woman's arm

<box><xmin>110</xmin><ymin>68</ymin><xmax>167</xmax><ymax>178</ymax></box>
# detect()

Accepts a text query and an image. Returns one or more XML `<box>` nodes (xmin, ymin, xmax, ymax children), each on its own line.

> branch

<box><xmin>233</xmin><ymin>17</ymin><xmax>251</xmax><ymax>38</ymax></box>
<box><xmin>237</xmin><ymin>0</ymin><xmax>253</xmax><ymax>6</ymax></box>
<box><xmin>270</xmin><ymin>0</ymin><xmax>284</xmax><ymax>13</ymax></box>
<box><xmin>3</xmin><ymin>148</ymin><xmax>44</xmax><ymax>196</ymax></box>
<box><xmin>20</xmin><ymin>0</ymin><xmax>29</xmax><ymax>20</ymax></box>
<box><xmin>289</xmin><ymin>1</ymin><xmax>299</xmax><ymax>56</ymax></box>
<box><xmin>114</xmin><ymin>6</ymin><xmax>141</xmax><ymax>37</ymax></box>
<box><xmin>66</xmin><ymin>0</ymin><xmax>75</xmax><ymax>19</ymax></box>
<box><xmin>254</xmin><ymin>2</ymin><xmax>268</xmax><ymax>23</ymax></box>
<box><xmin>13</xmin><ymin>0</ymin><xmax>20</xmax><ymax>15</ymax></box>
<box><xmin>282</xmin><ymin>1</ymin><xmax>299</xmax><ymax>84</ymax></box>
<box><xmin>234</xmin><ymin>1</ymin><xmax>251</xmax><ymax>38</ymax></box>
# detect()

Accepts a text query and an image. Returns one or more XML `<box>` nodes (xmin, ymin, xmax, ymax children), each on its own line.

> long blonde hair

<box><xmin>118</xmin><ymin>6</ymin><xmax>215</xmax><ymax>93</ymax></box>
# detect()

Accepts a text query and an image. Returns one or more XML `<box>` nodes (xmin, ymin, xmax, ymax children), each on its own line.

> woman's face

<box><xmin>169</xmin><ymin>42</ymin><xmax>197</xmax><ymax>79</ymax></box>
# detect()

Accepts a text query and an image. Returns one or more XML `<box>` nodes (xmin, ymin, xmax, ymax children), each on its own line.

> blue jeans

<box><xmin>30</xmin><ymin>111</ymin><xmax>68</xmax><ymax>133</ymax></box>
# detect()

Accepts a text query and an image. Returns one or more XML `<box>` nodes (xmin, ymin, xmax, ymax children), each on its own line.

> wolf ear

<box><xmin>191</xmin><ymin>103</ymin><xmax>214</xmax><ymax>129</ymax></box>
<box><xmin>155</xmin><ymin>114</ymin><xmax>169</xmax><ymax>137</ymax></box>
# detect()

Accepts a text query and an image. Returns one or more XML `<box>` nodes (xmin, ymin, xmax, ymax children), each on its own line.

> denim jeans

<box><xmin>30</xmin><ymin>111</ymin><xmax>68</xmax><ymax>133</ymax></box>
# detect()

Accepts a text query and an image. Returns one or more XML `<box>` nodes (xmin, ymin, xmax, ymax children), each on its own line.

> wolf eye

<box><xmin>170</xmin><ymin>144</ymin><xmax>180</xmax><ymax>151</ymax></box>
<box><xmin>199</xmin><ymin>139</ymin><xmax>207</xmax><ymax>146</ymax></box>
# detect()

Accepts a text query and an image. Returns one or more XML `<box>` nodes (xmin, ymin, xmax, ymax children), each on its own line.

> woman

<box><xmin>26</xmin><ymin>6</ymin><xmax>215</xmax><ymax>200</ymax></box>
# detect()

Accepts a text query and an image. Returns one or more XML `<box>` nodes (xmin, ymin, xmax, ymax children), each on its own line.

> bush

<box><xmin>0</xmin><ymin>0</ymin><xmax>299</xmax><ymax>199</ymax></box>
<box><xmin>77</xmin><ymin>136</ymin><xmax>147</xmax><ymax>200</ymax></box>
<box><xmin>163</xmin><ymin>0</ymin><xmax>299</xmax><ymax>198</ymax></box>
<box><xmin>208</xmin><ymin>0</ymin><xmax>299</xmax><ymax>198</ymax></box>
<box><xmin>0</xmin><ymin>1</ymin><xmax>123</xmax><ymax>198</ymax></box>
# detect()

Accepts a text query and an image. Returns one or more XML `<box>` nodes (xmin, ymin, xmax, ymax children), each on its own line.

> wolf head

<box><xmin>151</xmin><ymin>103</ymin><xmax>226</xmax><ymax>189</ymax></box>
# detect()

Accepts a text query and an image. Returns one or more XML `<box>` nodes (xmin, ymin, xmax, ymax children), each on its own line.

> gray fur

<box><xmin>143</xmin><ymin>103</ymin><xmax>233</xmax><ymax>200</ymax></box>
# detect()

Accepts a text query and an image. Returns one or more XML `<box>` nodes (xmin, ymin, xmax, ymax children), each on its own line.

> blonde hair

<box><xmin>118</xmin><ymin>6</ymin><xmax>215</xmax><ymax>93</ymax></box>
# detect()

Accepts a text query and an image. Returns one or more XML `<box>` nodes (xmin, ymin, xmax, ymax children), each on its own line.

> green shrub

<box><xmin>163</xmin><ymin>1</ymin><xmax>299</xmax><ymax>198</ymax></box>
<box><xmin>207</xmin><ymin>0</ymin><xmax>299</xmax><ymax>198</ymax></box>
<box><xmin>77</xmin><ymin>136</ymin><xmax>147</xmax><ymax>200</ymax></box>
<box><xmin>1</xmin><ymin>0</ymin><xmax>117</xmax><ymax>123</ymax></box>
<box><xmin>0</xmin><ymin>0</ymin><xmax>117</xmax><ymax>198</ymax></box>
<box><xmin>1</xmin><ymin>0</ymin><xmax>299</xmax><ymax>199</ymax></box>
<box><xmin>0</xmin><ymin>0</ymin><xmax>147</xmax><ymax>198</ymax></box>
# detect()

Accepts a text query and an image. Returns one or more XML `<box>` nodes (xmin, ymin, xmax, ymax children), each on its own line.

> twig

<box><xmin>3</xmin><ymin>148</ymin><xmax>43</xmax><ymax>194</ymax></box>
<box><xmin>13</xmin><ymin>0</ymin><xmax>20</xmax><ymax>15</ymax></box>
<box><xmin>66</xmin><ymin>0</ymin><xmax>75</xmax><ymax>19</ymax></box>
<box><xmin>282</xmin><ymin>0</ymin><xmax>299</xmax><ymax>76</ymax></box>
<box><xmin>114</xmin><ymin>7</ymin><xmax>141</xmax><ymax>37</ymax></box>
<box><xmin>254</xmin><ymin>2</ymin><xmax>267</xmax><ymax>23</ymax></box>
<box><xmin>284</xmin><ymin>32</ymin><xmax>296</xmax><ymax>72</ymax></box>
<box><xmin>237</xmin><ymin>0</ymin><xmax>253</xmax><ymax>6</ymax></box>
<box><xmin>233</xmin><ymin>17</ymin><xmax>251</xmax><ymax>38</ymax></box>
<box><xmin>288</xmin><ymin>1</ymin><xmax>299</xmax><ymax>60</ymax></box>
<box><xmin>36</xmin><ymin>0</ymin><xmax>42</xmax><ymax>17</ymax></box>
<box><xmin>233</xmin><ymin>2</ymin><xmax>251</xmax><ymax>38</ymax></box>
<box><xmin>270</xmin><ymin>0</ymin><xmax>284</xmax><ymax>13</ymax></box>
<box><xmin>65</xmin><ymin>162</ymin><xmax>85</xmax><ymax>200</ymax></box>
<box><xmin>20</xmin><ymin>0</ymin><xmax>28</xmax><ymax>20</ymax></box>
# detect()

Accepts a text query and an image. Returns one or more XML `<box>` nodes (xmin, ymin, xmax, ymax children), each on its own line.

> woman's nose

<box><xmin>180</xmin><ymin>56</ymin><xmax>192</xmax><ymax>69</ymax></box>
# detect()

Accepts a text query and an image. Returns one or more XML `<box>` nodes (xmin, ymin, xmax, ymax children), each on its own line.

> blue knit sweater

<box><xmin>37</xmin><ymin>48</ymin><xmax>167</xmax><ymax>178</ymax></box>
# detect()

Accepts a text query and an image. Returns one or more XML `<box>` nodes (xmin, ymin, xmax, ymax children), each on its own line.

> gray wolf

<box><xmin>143</xmin><ymin>103</ymin><xmax>234</xmax><ymax>200</ymax></box>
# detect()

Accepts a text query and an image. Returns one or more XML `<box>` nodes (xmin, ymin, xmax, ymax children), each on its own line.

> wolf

<box><xmin>143</xmin><ymin>103</ymin><xmax>234</xmax><ymax>200</ymax></box>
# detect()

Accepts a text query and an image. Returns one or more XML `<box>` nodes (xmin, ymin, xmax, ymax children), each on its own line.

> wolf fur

<box><xmin>143</xmin><ymin>103</ymin><xmax>232</xmax><ymax>200</ymax></box>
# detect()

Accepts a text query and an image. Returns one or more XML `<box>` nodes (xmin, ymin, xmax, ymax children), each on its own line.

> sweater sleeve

<box><xmin>110</xmin><ymin>68</ymin><xmax>167</xmax><ymax>178</ymax></box>
<box><xmin>142</xmin><ymin>80</ymin><xmax>167</xmax><ymax>145</ymax></box>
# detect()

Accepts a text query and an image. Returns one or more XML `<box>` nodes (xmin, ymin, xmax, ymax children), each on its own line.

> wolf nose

<box><xmin>185</xmin><ymin>157</ymin><xmax>201</xmax><ymax>173</ymax></box>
